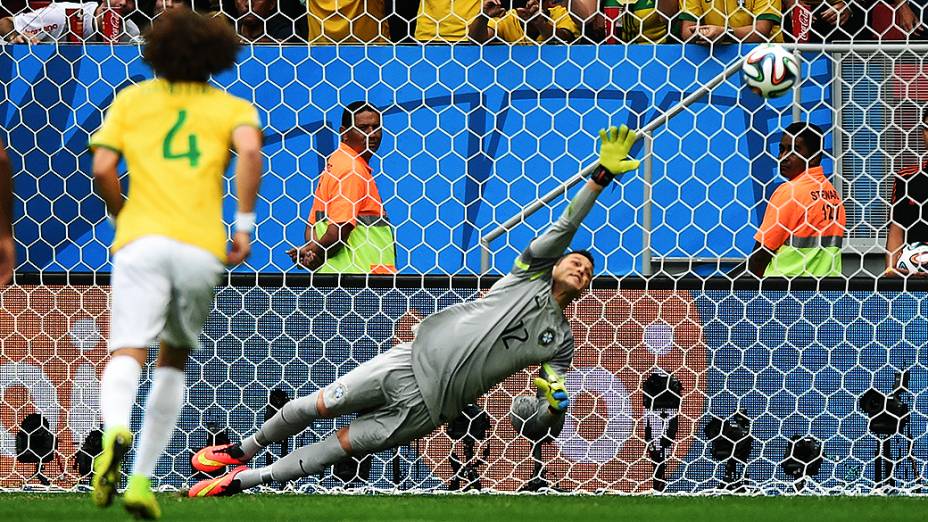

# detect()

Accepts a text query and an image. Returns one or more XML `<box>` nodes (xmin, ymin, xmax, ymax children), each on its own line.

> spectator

<box><xmin>544</xmin><ymin>0</ymin><xmax>583</xmax><ymax>42</ymax></box>
<box><xmin>468</xmin><ymin>0</ymin><xmax>579</xmax><ymax>43</ymax></box>
<box><xmin>0</xmin><ymin>1</ymin><xmax>141</xmax><ymax>43</ymax></box>
<box><xmin>607</xmin><ymin>0</ymin><xmax>678</xmax><ymax>43</ymax></box>
<box><xmin>416</xmin><ymin>0</ymin><xmax>480</xmax><ymax>42</ymax></box>
<box><xmin>747</xmin><ymin>123</ymin><xmax>846</xmax><ymax>277</ymax></box>
<box><xmin>781</xmin><ymin>0</ymin><xmax>866</xmax><ymax>42</ymax></box>
<box><xmin>569</xmin><ymin>0</ymin><xmax>607</xmax><ymax>42</ymax></box>
<box><xmin>886</xmin><ymin>107</ymin><xmax>928</xmax><ymax>276</ymax></box>
<box><xmin>387</xmin><ymin>0</ymin><xmax>420</xmax><ymax>42</ymax></box>
<box><xmin>155</xmin><ymin>0</ymin><xmax>194</xmax><ymax>13</ymax></box>
<box><xmin>233</xmin><ymin>0</ymin><xmax>298</xmax><ymax>43</ymax></box>
<box><xmin>0</xmin><ymin>1</ymin><xmax>28</xmax><ymax>19</ymax></box>
<box><xmin>133</xmin><ymin>0</ymin><xmax>191</xmax><ymax>29</ymax></box>
<box><xmin>308</xmin><ymin>0</ymin><xmax>388</xmax><ymax>43</ymax></box>
<box><xmin>154</xmin><ymin>0</ymin><xmax>192</xmax><ymax>11</ymax></box>
<box><xmin>871</xmin><ymin>0</ymin><xmax>927</xmax><ymax>39</ymax></box>
<box><xmin>678</xmin><ymin>0</ymin><xmax>783</xmax><ymax>43</ymax></box>
<box><xmin>287</xmin><ymin>102</ymin><xmax>396</xmax><ymax>274</ymax></box>
<box><xmin>0</xmin><ymin>137</ymin><xmax>13</xmax><ymax>285</ymax></box>
<box><xmin>895</xmin><ymin>0</ymin><xmax>928</xmax><ymax>37</ymax></box>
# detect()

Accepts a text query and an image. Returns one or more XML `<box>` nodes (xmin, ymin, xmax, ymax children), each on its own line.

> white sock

<box><xmin>131</xmin><ymin>367</ymin><xmax>185</xmax><ymax>477</ymax></box>
<box><xmin>99</xmin><ymin>355</ymin><xmax>142</xmax><ymax>430</ymax></box>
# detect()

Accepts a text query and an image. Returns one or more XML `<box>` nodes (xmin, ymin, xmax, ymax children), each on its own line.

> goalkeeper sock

<box><xmin>99</xmin><ymin>355</ymin><xmax>142</xmax><ymax>430</ymax></box>
<box><xmin>236</xmin><ymin>432</ymin><xmax>347</xmax><ymax>488</ymax></box>
<box><xmin>242</xmin><ymin>392</ymin><xmax>320</xmax><ymax>459</ymax></box>
<box><xmin>131</xmin><ymin>367</ymin><xmax>185</xmax><ymax>477</ymax></box>
<box><xmin>238</xmin><ymin>435</ymin><xmax>264</xmax><ymax>461</ymax></box>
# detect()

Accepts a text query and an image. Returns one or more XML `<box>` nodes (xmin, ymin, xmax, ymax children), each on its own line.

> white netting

<box><xmin>1</xmin><ymin>0</ymin><xmax>927</xmax><ymax>497</ymax></box>
<box><xmin>2</xmin><ymin>282</ymin><xmax>926</xmax><ymax>493</ymax></box>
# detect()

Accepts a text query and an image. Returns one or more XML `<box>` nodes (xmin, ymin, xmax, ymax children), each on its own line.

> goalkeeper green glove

<box><xmin>533</xmin><ymin>363</ymin><xmax>570</xmax><ymax>413</ymax></box>
<box><xmin>592</xmin><ymin>124</ymin><xmax>641</xmax><ymax>186</ymax></box>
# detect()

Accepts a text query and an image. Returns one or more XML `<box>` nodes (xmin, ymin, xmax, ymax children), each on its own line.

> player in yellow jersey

<box><xmin>88</xmin><ymin>8</ymin><xmax>263</xmax><ymax>520</ymax></box>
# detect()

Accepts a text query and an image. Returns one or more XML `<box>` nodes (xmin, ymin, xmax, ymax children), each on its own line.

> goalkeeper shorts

<box><xmin>322</xmin><ymin>343</ymin><xmax>437</xmax><ymax>454</ymax></box>
<box><xmin>109</xmin><ymin>235</ymin><xmax>223</xmax><ymax>351</ymax></box>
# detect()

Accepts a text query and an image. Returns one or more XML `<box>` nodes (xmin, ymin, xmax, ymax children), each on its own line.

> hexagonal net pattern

<box><xmin>1</xmin><ymin>38</ymin><xmax>927</xmax><ymax>495</ymax></box>
<box><xmin>2</xmin><ymin>281</ymin><xmax>926</xmax><ymax>493</ymax></box>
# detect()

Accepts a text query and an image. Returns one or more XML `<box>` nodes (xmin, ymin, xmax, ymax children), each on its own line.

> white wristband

<box><xmin>235</xmin><ymin>212</ymin><xmax>256</xmax><ymax>234</ymax></box>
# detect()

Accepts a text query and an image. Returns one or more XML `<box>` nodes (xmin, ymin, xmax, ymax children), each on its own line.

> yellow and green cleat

<box><xmin>123</xmin><ymin>474</ymin><xmax>161</xmax><ymax>520</ymax></box>
<box><xmin>91</xmin><ymin>426</ymin><xmax>133</xmax><ymax>508</ymax></box>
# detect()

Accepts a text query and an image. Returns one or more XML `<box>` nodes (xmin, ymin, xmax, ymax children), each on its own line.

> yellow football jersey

<box><xmin>618</xmin><ymin>0</ymin><xmax>671</xmax><ymax>43</ymax></box>
<box><xmin>487</xmin><ymin>5</ymin><xmax>581</xmax><ymax>44</ymax></box>
<box><xmin>487</xmin><ymin>9</ymin><xmax>532</xmax><ymax>44</ymax></box>
<box><xmin>679</xmin><ymin>0</ymin><xmax>783</xmax><ymax>42</ymax></box>
<box><xmin>89</xmin><ymin>79</ymin><xmax>261</xmax><ymax>262</ymax></box>
<box><xmin>415</xmin><ymin>0</ymin><xmax>480</xmax><ymax>42</ymax></box>
<box><xmin>548</xmin><ymin>5</ymin><xmax>581</xmax><ymax>40</ymax></box>
<box><xmin>308</xmin><ymin>0</ymin><xmax>387</xmax><ymax>44</ymax></box>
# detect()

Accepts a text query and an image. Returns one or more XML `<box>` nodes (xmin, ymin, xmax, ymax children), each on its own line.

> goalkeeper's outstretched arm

<box><xmin>511</xmin><ymin>125</ymin><xmax>641</xmax><ymax>439</ymax></box>
<box><xmin>514</xmin><ymin>125</ymin><xmax>640</xmax><ymax>277</ymax></box>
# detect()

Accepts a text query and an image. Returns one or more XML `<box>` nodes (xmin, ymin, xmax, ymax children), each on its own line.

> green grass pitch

<box><xmin>1</xmin><ymin>493</ymin><xmax>927</xmax><ymax>521</ymax></box>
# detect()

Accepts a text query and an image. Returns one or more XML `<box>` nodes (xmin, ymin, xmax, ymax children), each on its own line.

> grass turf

<box><xmin>1</xmin><ymin>493</ymin><xmax>926</xmax><ymax>521</ymax></box>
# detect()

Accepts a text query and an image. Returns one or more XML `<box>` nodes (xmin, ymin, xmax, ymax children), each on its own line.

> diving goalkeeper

<box><xmin>188</xmin><ymin>126</ymin><xmax>641</xmax><ymax>497</ymax></box>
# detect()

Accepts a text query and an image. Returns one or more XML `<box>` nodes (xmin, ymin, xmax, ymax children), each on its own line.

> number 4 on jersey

<box><xmin>163</xmin><ymin>109</ymin><xmax>201</xmax><ymax>167</ymax></box>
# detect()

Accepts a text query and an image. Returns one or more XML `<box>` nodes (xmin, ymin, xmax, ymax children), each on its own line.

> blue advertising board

<box><xmin>1</xmin><ymin>44</ymin><xmax>833</xmax><ymax>275</ymax></box>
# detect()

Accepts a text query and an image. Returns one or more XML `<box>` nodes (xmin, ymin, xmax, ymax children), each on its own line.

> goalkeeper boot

<box><xmin>192</xmin><ymin>442</ymin><xmax>250</xmax><ymax>473</ymax></box>
<box><xmin>123</xmin><ymin>474</ymin><xmax>161</xmax><ymax>520</ymax></box>
<box><xmin>91</xmin><ymin>426</ymin><xmax>133</xmax><ymax>508</ymax></box>
<box><xmin>188</xmin><ymin>465</ymin><xmax>247</xmax><ymax>498</ymax></box>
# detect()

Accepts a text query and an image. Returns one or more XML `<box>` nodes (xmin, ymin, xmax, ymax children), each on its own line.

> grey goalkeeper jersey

<box><xmin>410</xmin><ymin>182</ymin><xmax>601</xmax><ymax>427</ymax></box>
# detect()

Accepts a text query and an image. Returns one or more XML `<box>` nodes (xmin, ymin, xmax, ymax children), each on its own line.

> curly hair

<box><xmin>142</xmin><ymin>7</ymin><xmax>240</xmax><ymax>83</ymax></box>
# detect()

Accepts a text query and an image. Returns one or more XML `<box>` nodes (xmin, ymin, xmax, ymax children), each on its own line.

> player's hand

<box><xmin>884</xmin><ymin>267</ymin><xmax>900</xmax><ymax>277</ymax></box>
<box><xmin>227</xmin><ymin>231</ymin><xmax>252</xmax><ymax>265</ymax></box>
<box><xmin>892</xmin><ymin>267</ymin><xmax>928</xmax><ymax>278</ymax></box>
<box><xmin>286</xmin><ymin>245</ymin><xmax>308</xmax><ymax>266</ymax></box>
<box><xmin>483</xmin><ymin>0</ymin><xmax>505</xmax><ymax>18</ymax></box>
<box><xmin>287</xmin><ymin>244</ymin><xmax>323</xmax><ymax>271</ymax></box>
<box><xmin>0</xmin><ymin>234</ymin><xmax>14</xmax><ymax>285</ymax></box>
<box><xmin>884</xmin><ymin>266</ymin><xmax>928</xmax><ymax>278</ymax></box>
<box><xmin>896</xmin><ymin>2</ymin><xmax>924</xmax><ymax>34</ymax></box>
<box><xmin>598</xmin><ymin>124</ymin><xmax>640</xmax><ymax>176</ymax></box>
<box><xmin>695</xmin><ymin>24</ymin><xmax>726</xmax><ymax>43</ymax></box>
<box><xmin>884</xmin><ymin>265</ymin><xmax>905</xmax><ymax>277</ymax></box>
<box><xmin>516</xmin><ymin>0</ymin><xmax>540</xmax><ymax>21</ymax></box>
<box><xmin>533</xmin><ymin>363</ymin><xmax>569</xmax><ymax>412</ymax></box>
<box><xmin>9</xmin><ymin>33</ymin><xmax>39</xmax><ymax>44</ymax></box>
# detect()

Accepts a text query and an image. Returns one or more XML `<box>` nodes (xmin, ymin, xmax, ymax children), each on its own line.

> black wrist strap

<box><xmin>591</xmin><ymin>165</ymin><xmax>616</xmax><ymax>187</ymax></box>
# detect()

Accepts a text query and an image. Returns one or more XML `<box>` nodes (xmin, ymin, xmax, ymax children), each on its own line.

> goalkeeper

<box><xmin>188</xmin><ymin>126</ymin><xmax>641</xmax><ymax>497</ymax></box>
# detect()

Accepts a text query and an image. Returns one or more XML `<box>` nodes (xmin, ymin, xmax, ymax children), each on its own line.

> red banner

<box><xmin>0</xmin><ymin>286</ymin><xmax>109</xmax><ymax>488</ymax></box>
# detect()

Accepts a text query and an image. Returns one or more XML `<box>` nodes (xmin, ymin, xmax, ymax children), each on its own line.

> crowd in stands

<box><xmin>0</xmin><ymin>0</ymin><xmax>926</xmax><ymax>45</ymax></box>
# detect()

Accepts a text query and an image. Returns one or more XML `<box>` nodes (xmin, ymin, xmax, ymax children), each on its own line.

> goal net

<box><xmin>1</xmin><ymin>14</ymin><xmax>927</xmax><ymax>494</ymax></box>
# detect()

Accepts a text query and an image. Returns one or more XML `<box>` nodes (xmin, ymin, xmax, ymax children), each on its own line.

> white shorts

<box><xmin>109</xmin><ymin>236</ymin><xmax>224</xmax><ymax>352</ymax></box>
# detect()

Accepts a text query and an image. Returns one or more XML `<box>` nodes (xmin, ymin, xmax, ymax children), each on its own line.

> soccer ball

<box><xmin>896</xmin><ymin>242</ymin><xmax>928</xmax><ymax>274</ymax></box>
<box><xmin>742</xmin><ymin>44</ymin><xmax>801</xmax><ymax>99</ymax></box>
